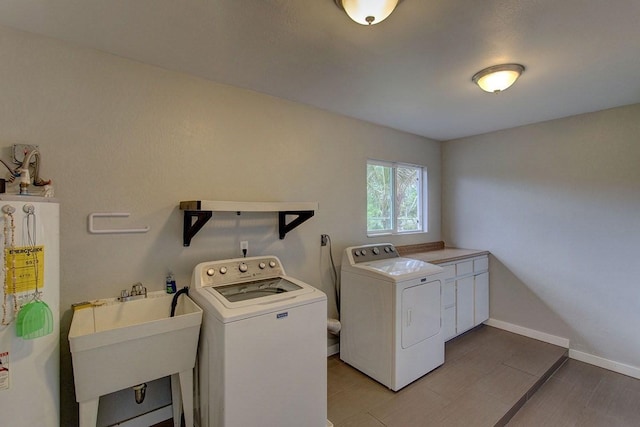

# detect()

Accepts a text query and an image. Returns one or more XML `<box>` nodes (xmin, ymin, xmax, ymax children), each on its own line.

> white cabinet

<box><xmin>437</xmin><ymin>255</ymin><xmax>489</xmax><ymax>341</ymax></box>
<box><xmin>474</xmin><ymin>272</ymin><xmax>489</xmax><ymax>324</ymax></box>
<box><xmin>456</xmin><ymin>276</ymin><xmax>475</xmax><ymax>334</ymax></box>
<box><xmin>441</xmin><ymin>280</ymin><xmax>456</xmax><ymax>340</ymax></box>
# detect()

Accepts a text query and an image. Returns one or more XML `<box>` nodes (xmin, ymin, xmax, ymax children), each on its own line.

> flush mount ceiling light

<box><xmin>334</xmin><ymin>0</ymin><xmax>402</xmax><ymax>26</ymax></box>
<box><xmin>472</xmin><ymin>64</ymin><xmax>525</xmax><ymax>93</ymax></box>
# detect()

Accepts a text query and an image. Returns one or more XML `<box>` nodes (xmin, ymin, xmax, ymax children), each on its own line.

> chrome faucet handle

<box><xmin>131</xmin><ymin>282</ymin><xmax>143</xmax><ymax>295</ymax></box>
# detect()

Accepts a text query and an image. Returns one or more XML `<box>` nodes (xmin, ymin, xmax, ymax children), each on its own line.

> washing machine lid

<box><xmin>203</xmin><ymin>276</ymin><xmax>314</xmax><ymax>309</ymax></box>
<box><xmin>352</xmin><ymin>257</ymin><xmax>443</xmax><ymax>281</ymax></box>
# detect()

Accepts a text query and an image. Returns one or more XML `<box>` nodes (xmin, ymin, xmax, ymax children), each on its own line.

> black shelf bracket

<box><xmin>183</xmin><ymin>210</ymin><xmax>213</xmax><ymax>247</ymax></box>
<box><xmin>278</xmin><ymin>210</ymin><xmax>315</xmax><ymax>240</ymax></box>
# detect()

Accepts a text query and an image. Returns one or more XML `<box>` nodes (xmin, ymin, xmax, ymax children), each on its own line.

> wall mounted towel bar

<box><xmin>88</xmin><ymin>212</ymin><xmax>150</xmax><ymax>234</ymax></box>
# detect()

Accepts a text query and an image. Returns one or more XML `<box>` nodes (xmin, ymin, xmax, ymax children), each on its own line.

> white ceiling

<box><xmin>1</xmin><ymin>0</ymin><xmax>639</xmax><ymax>140</ymax></box>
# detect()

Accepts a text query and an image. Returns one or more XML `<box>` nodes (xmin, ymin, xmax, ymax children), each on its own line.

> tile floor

<box><xmin>158</xmin><ymin>324</ymin><xmax>640</xmax><ymax>427</ymax></box>
<box><xmin>508</xmin><ymin>358</ymin><xmax>640</xmax><ymax>426</ymax></box>
<box><xmin>328</xmin><ymin>325</ymin><xmax>568</xmax><ymax>427</ymax></box>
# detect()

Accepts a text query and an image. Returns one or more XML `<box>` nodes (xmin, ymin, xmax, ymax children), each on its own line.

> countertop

<box><xmin>396</xmin><ymin>241</ymin><xmax>489</xmax><ymax>264</ymax></box>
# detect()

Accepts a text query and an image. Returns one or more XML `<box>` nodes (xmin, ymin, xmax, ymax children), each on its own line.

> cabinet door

<box><xmin>474</xmin><ymin>272</ymin><xmax>489</xmax><ymax>325</ymax></box>
<box><xmin>456</xmin><ymin>276</ymin><xmax>474</xmax><ymax>334</ymax></box>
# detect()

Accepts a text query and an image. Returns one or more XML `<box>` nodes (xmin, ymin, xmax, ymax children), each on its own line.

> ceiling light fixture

<box><xmin>472</xmin><ymin>64</ymin><xmax>525</xmax><ymax>93</ymax></box>
<box><xmin>334</xmin><ymin>0</ymin><xmax>402</xmax><ymax>26</ymax></box>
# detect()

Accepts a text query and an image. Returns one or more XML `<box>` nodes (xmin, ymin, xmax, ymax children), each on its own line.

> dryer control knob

<box><xmin>269</xmin><ymin>260</ymin><xmax>277</xmax><ymax>268</ymax></box>
<box><xmin>206</xmin><ymin>268</ymin><xmax>215</xmax><ymax>276</ymax></box>
<box><xmin>361</xmin><ymin>249</ymin><xmax>367</xmax><ymax>256</ymax></box>
<box><xmin>372</xmin><ymin>247</ymin><xmax>380</xmax><ymax>255</ymax></box>
<box><xmin>259</xmin><ymin>262</ymin><xmax>266</xmax><ymax>269</ymax></box>
<box><xmin>384</xmin><ymin>247</ymin><xmax>390</xmax><ymax>253</ymax></box>
<box><xmin>239</xmin><ymin>263</ymin><xmax>248</xmax><ymax>273</ymax></box>
<box><xmin>219</xmin><ymin>266</ymin><xmax>228</xmax><ymax>274</ymax></box>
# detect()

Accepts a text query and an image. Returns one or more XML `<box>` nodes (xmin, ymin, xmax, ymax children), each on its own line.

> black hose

<box><xmin>170</xmin><ymin>286</ymin><xmax>189</xmax><ymax>317</ymax></box>
<box><xmin>325</xmin><ymin>234</ymin><xmax>340</xmax><ymax>315</ymax></box>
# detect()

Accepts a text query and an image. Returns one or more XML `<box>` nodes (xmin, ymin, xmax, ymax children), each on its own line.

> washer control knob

<box><xmin>259</xmin><ymin>262</ymin><xmax>266</xmax><ymax>269</ymax></box>
<box><xmin>389</xmin><ymin>246</ymin><xmax>395</xmax><ymax>252</ymax></box>
<box><xmin>269</xmin><ymin>260</ymin><xmax>277</xmax><ymax>268</ymax></box>
<box><xmin>372</xmin><ymin>247</ymin><xmax>380</xmax><ymax>255</ymax></box>
<box><xmin>219</xmin><ymin>266</ymin><xmax>228</xmax><ymax>274</ymax></box>
<box><xmin>239</xmin><ymin>263</ymin><xmax>248</xmax><ymax>273</ymax></box>
<box><xmin>384</xmin><ymin>247</ymin><xmax>390</xmax><ymax>253</ymax></box>
<box><xmin>361</xmin><ymin>249</ymin><xmax>367</xmax><ymax>256</ymax></box>
<box><xmin>206</xmin><ymin>268</ymin><xmax>216</xmax><ymax>276</ymax></box>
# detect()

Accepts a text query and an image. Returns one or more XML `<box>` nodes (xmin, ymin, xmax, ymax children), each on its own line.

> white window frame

<box><xmin>366</xmin><ymin>160</ymin><xmax>427</xmax><ymax>236</ymax></box>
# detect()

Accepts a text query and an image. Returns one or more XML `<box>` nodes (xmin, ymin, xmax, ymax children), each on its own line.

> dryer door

<box><xmin>401</xmin><ymin>279</ymin><xmax>441</xmax><ymax>349</ymax></box>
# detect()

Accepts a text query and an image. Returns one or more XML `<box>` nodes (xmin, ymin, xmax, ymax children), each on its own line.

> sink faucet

<box><xmin>118</xmin><ymin>282</ymin><xmax>147</xmax><ymax>302</ymax></box>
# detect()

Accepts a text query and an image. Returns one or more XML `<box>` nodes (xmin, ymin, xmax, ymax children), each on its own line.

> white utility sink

<box><xmin>69</xmin><ymin>292</ymin><xmax>202</xmax><ymax>427</ymax></box>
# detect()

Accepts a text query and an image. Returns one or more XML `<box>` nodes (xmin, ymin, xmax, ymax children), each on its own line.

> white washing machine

<box><xmin>340</xmin><ymin>243</ymin><xmax>445</xmax><ymax>391</ymax></box>
<box><xmin>190</xmin><ymin>256</ymin><xmax>328</xmax><ymax>427</ymax></box>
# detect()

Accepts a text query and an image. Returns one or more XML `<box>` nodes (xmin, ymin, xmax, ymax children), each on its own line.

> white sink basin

<box><xmin>69</xmin><ymin>292</ymin><xmax>202</xmax><ymax>427</ymax></box>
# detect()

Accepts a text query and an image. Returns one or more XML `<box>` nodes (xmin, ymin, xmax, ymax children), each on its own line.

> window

<box><xmin>367</xmin><ymin>160</ymin><xmax>426</xmax><ymax>235</ymax></box>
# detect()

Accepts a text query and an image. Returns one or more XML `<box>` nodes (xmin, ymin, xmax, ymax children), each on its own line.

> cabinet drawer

<box><xmin>442</xmin><ymin>282</ymin><xmax>455</xmax><ymax>308</ymax></box>
<box><xmin>456</xmin><ymin>260</ymin><xmax>473</xmax><ymax>276</ymax></box>
<box><xmin>474</xmin><ymin>257</ymin><xmax>489</xmax><ymax>272</ymax></box>
<box><xmin>442</xmin><ymin>265</ymin><xmax>456</xmax><ymax>280</ymax></box>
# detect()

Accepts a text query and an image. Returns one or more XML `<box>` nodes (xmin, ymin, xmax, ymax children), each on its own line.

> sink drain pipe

<box><xmin>133</xmin><ymin>383</ymin><xmax>147</xmax><ymax>404</ymax></box>
<box><xmin>129</xmin><ymin>288</ymin><xmax>190</xmax><ymax>405</ymax></box>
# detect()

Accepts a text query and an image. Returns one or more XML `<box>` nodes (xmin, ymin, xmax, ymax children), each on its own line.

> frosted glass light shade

<box><xmin>472</xmin><ymin>64</ymin><xmax>525</xmax><ymax>93</ymax></box>
<box><xmin>337</xmin><ymin>0</ymin><xmax>400</xmax><ymax>25</ymax></box>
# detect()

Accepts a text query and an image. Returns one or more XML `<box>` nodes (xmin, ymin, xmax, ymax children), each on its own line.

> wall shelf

<box><xmin>179</xmin><ymin>200</ymin><xmax>318</xmax><ymax>246</ymax></box>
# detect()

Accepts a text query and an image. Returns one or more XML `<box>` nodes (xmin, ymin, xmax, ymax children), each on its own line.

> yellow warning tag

<box><xmin>4</xmin><ymin>246</ymin><xmax>45</xmax><ymax>293</ymax></box>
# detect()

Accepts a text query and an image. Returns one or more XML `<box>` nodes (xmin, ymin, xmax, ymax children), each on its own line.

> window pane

<box><xmin>396</xmin><ymin>165</ymin><xmax>420</xmax><ymax>232</ymax></box>
<box><xmin>367</xmin><ymin>164</ymin><xmax>393</xmax><ymax>232</ymax></box>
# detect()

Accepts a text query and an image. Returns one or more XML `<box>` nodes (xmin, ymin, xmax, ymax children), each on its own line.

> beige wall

<box><xmin>443</xmin><ymin>103</ymin><xmax>640</xmax><ymax>373</ymax></box>
<box><xmin>0</xmin><ymin>26</ymin><xmax>441</xmax><ymax>425</ymax></box>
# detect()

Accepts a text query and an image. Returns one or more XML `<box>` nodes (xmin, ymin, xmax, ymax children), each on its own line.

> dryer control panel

<box><xmin>347</xmin><ymin>243</ymin><xmax>399</xmax><ymax>264</ymax></box>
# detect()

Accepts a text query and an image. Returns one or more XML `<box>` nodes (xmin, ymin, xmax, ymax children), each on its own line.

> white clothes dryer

<box><xmin>190</xmin><ymin>256</ymin><xmax>328</xmax><ymax>427</ymax></box>
<box><xmin>340</xmin><ymin>244</ymin><xmax>445</xmax><ymax>391</ymax></box>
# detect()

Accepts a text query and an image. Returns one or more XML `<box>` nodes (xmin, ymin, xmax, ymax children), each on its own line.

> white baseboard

<box><xmin>485</xmin><ymin>318</ymin><xmax>570</xmax><ymax>348</ymax></box>
<box><xmin>116</xmin><ymin>405</ymin><xmax>173</xmax><ymax>427</ymax></box>
<box><xmin>569</xmin><ymin>349</ymin><xmax>640</xmax><ymax>380</ymax></box>
<box><xmin>327</xmin><ymin>343</ymin><xmax>339</xmax><ymax>357</ymax></box>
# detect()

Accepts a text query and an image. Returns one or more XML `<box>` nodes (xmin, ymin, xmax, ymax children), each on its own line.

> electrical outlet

<box><xmin>13</xmin><ymin>144</ymin><xmax>39</xmax><ymax>165</ymax></box>
<box><xmin>321</xmin><ymin>234</ymin><xmax>328</xmax><ymax>246</ymax></box>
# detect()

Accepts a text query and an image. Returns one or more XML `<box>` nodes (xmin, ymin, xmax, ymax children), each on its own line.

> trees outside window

<box><xmin>367</xmin><ymin>161</ymin><xmax>425</xmax><ymax>235</ymax></box>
